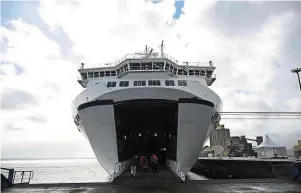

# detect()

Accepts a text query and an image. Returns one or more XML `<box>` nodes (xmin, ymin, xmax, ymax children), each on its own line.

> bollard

<box><xmin>8</xmin><ymin>169</ymin><xmax>14</xmax><ymax>184</ymax></box>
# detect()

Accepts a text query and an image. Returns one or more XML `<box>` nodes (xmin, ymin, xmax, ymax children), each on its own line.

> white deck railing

<box><xmin>82</xmin><ymin>53</ymin><xmax>214</xmax><ymax>69</ymax></box>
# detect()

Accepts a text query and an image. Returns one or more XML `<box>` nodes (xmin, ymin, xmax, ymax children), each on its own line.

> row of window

<box><xmin>105</xmin><ymin>80</ymin><xmax>187</xmax><ymax>88</ymax></box>
<box><xmin>81</xmin><ymin>62</ymin><xmax>213</xmax><ymax>80</ymax></box>
<box><xmin>82</xmin><ymin>71</ymin><xmax>117</xmax><ymax>79</ymax></box>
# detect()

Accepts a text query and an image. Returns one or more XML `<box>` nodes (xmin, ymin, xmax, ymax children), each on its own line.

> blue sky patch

<box><xmin>1</xmin><ymin>1</ymin><xmax>40</xmax><ymax>25</ymax></box>
<box><xmin>173</xmin><ymin>1</ymin><xmax>185</xmax><ymax>19</ymax></box>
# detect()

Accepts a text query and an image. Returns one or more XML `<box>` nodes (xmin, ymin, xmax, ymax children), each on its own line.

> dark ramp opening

<box><xmin>114</xmin><ymin>99</ymin><xmax>178</xmax><ymax>163</ymax></box>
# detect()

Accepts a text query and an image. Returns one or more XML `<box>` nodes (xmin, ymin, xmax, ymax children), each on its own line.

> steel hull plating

<box><xmin>73</xmin><ymin>86</ymin><xmax>222</xmax><ymax>181</ymax></box>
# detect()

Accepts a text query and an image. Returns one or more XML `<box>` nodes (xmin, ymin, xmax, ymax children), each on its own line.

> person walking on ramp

<box><xmin>140</xmin><ymin>155</ymin><xmax>147</xmax><ymax>176</ymax></box>
<box><xmin>151</xmin><ymin>154</ymin><xmax>158</xmax><ymax>176</ymax></box>
<box><xmin>130</xmin><ymin>156</ymin><xmax>138</xmax><ymax>177</ymax></box>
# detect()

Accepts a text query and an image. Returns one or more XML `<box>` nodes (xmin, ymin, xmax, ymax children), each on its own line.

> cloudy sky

<box><xmin>1</xmin><ymin>0</ymin><xmax>300</xmax><ymax>159</ymax></box>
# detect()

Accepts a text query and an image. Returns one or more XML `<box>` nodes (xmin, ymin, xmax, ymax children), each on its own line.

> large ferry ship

<box><xmin>72</xmin><ymin>41</ymin><xmax>222</xmax><ymax>182</ymax></box>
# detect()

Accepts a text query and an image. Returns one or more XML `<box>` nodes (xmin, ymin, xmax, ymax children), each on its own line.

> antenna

<box><xmin>149</xmin><ymin>48</ymin><xmax>153</xmax><ymax>56</ymax></box>
<box><xmin>160</xmin><ymin>40</ymin><xmax>165</xmax><ymax>57</ymax></box>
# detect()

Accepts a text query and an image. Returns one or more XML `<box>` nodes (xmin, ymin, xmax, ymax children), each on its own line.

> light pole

<box><xmin>291</xmin><ymin>68</ymin><xmax>301</xmax><ymax>91</ymax></box>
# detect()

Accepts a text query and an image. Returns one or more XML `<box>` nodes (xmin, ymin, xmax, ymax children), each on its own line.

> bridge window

<box><xmin>119</xmin><ymin>81</ymin><xmax>129</xmax><ymax>87</ymax></box>
<box><xmin>177</xmin><ymin>69</ymin><xmax>183</xmax><ymax>75</ymax></box>
<box><xmin>195</xmin><ymin>70</ymin><xmax>200</xmax><ymax>76</ymax></box>
<box><xmin>173</xmin><ymin>67</ymin><xmax>177</xmax><ymax>75</ymax></box>
<box><xmin>200</xmin><ymin>70</ymin><xmax>205</xmax><ymax>76</ymax></box>
<box><xmin>107</xmin><ymin>81</ymin><xmax>116</xmax><ymax>87</ymax></box>
<box><xmin>189</xmin><ymin>70</ymin><xmax>194</xmax><ymax>75</ymax></box>
<box><xmin>141</xmin><ymin>63</ymin><xmax>147</xmax><ymax>70</ymax></box>
<box><xmin>183</xmin><ymin>70</ymin><xmax>188</xmax><ymax>75</ymax></box>
<box><xmin>117</xmin><ymin>69</ymin><xmax>121</xmax><ymax>76</ymax></box>
<box><xmin>165</xmin><ymin>63</ymin><xmax>170</xmax><ymax>71</ymax></box>
<box><xmin>111</xmin><ymin>71</ymin><xmax>116</xmax><ymax>76</ymax></box>
<box><xmin>88</xmin><ymin>72</ymin><xmax>93</xmax><ymax>78</ymax></box>
<box><xmin>178</xmin><ymin>80</ymin><xmax>187</xmax><ymax>86</ymax></box>
<box><xmin>100</xmin><ymin>71</ymin><xmax>105</xmax><ymax>77</ymax></box>
<box><xmin>94</xmin><ymin>72</ymin><xmax>99</xmax><ymax>78</ymax></box>
<box><xmin>105</xmin><ymin>71</ymin><xmax>110</xmax><ymax>76</ymax></box>
<box><xmin>81</xmin><ymin>73</ymin><xmax>87</xmax><ymax>80</ymax></box>
<box><xmin>165</xmin><ymin>80</ymin><xmax>175</xmax><ymax>86</ymax></box>
<box><xmin>134</xmin><ymin>80</ymin><xmax>146</xmax><ymax>86</ymax></box>
<box><xmin>148</xmin><ymin>80</ymin><xmax>161</xmax><ymax>86</ymax></box>
<box><xmin>207</xmin><ymin>70</ymin><xmax>212</xmax><ymax>78</ymax></box>
<box><xmin>124</xmin><ymin>65</ymin><xmax>129</xmax><ymax>72</ymax></box>
<box><xmin>130</xmin><ymin>63</ymin><xmax>141</xmax><ymax>70</ymax></box>
<box><xmin>146</xmin><ymin>62</ymin><xmax>152</xmax><ymax>70</ymax></box>
<box><xmin>153</xmin><ymin>62</ymin><xmax>164</xmax><ymax>70</ymax></box>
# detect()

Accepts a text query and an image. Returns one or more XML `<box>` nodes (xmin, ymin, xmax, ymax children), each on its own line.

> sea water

<box><xmin>1</xmin><ymin>158</ymin><xmax>108</xmax><ymax>184</ymax></box>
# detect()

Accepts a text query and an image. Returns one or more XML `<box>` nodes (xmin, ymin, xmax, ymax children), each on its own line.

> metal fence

<box><xmin>1</xmin><ymin>168</ymin><xmax>34</xmax><ymax>184</ymax></box>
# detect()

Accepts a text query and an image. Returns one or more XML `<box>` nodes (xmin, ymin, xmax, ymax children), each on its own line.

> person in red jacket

<box><xmin>140</xmin><ymin>155</ymin><xmax>147</xmax><ymax>176</ymax></box>
<box><xmin>151</xmin><ymin>154</ymin><xmax>158</xmax><ymax>175</ymax></box>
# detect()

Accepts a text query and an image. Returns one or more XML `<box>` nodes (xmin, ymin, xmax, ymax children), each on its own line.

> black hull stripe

<box><xmin>178</xmin><ymin>97</ymin><xmax>214</xmax><ymax>107</ymax></box>
<box><xmin>78</xmin><ymin>98</ymin><xmax>214</xmax><ymax>111</ymax></box>
<box><xmin>78</xmin><ymin>99</ymin><xmax>114</xmax><ymax>111</ymax></box>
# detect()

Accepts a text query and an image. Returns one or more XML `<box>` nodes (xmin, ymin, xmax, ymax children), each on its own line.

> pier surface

<box><xmin>198</xmin><ymin>157</ymin><xmax>297</xmax><ymax>162</ymax></box>
<box><xmin>193</xmin><ymin>157</ymin><xmax>298</xmax><ymax>179</ymax></box>
<box><xmin>5</xmin><ymin>166</ymin><xmax>301</xmax><ymax>193</ymax></box>
<box><xmin>4</xmin><ymin>162</ymin><xmax>301</xmax><ymax>192</ymax></box>
<box><xmin>5</xmin><ymin>178</ymin><xmax>300</xmax><ymax>193</ymax></box>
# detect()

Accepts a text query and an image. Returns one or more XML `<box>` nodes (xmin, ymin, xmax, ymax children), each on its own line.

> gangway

<box><xmin>112</xmin><ymin>158</ymin><xmax>190</xmax><ymax>184</ymax></box>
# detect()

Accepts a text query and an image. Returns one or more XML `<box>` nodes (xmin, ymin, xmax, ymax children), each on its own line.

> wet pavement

<box><xmin>113</xmin><ymin>165</ymin><xmax>182</xmax><ymax>185</ymax></box>
<box><xmin>112</xmin><ymin>165</ymin><xmax>209</xmax><ymax>185</ymax></box>
<box><xmin>5</xmin><ymin>179</ymin><xmax>301</xmax><ymax>193</ymax></box>
<box><xmin>4</xmin><ymin>166</ymin><xmax>301</xmax><ymax>192</ymax></box>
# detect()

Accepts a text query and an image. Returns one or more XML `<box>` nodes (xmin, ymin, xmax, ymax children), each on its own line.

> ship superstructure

<box><xmin>72</xmin><ymin>41</ymin><xmax>222</xmax><ymax>182</ymax></box>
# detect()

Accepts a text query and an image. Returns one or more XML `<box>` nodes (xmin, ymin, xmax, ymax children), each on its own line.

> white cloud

<box><xmin>1</xmin><ymin>0</ymin><xmax>300</xmax><ymax>158</ymax></box>
<box><xmin>38</xmin><ymin>0</ymin><xmax>176</xmax><ymax>64</ymax></box>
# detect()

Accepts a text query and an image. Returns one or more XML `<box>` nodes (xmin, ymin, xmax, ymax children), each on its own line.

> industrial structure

<box><xmin>207</xmin><ymin>124</ymin><xmax>264</xmax><ymax>157</ymax></box>
<box><xmin>209</xmin><ymin>125</ymin><xmax>231</xmax><ymax>151</ymax></box>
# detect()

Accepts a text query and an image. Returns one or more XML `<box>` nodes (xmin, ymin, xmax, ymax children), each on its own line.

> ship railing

<box><xmin>81</xmin><ymin>53</ymin><xmax>214</xmax><ymax>69</ymax></box>
<box><xmin>165</xmin><ymin>159</ymin><xmax>186</xmax><ymax>181</ymax></box>
<box><xmin>1</xmin><ymin>168</ymin><xmax>34</xmax><ymax>184</ymax></box>
<box><xmin>108</xmin><ymin>159</ymin><xmax>131</xmax><ymax>182</ymax></box>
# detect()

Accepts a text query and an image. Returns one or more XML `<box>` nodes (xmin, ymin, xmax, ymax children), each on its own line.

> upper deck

<box><xmin>77</xmin><ymin>43</ymin><xmax>217</xmax><ymax>88</ymax></box>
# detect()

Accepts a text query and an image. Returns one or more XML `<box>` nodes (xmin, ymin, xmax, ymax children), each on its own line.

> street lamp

<box><xmin>291</xmin><ymin>68</ymin><xmax>301</xmax><ymax>91</ymax></box>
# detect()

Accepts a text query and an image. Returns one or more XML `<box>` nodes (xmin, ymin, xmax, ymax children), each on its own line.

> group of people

<box><xmin>130</xmin><ymin>154</ymin><xmax>159</xmax><ymax>177</ymax></box>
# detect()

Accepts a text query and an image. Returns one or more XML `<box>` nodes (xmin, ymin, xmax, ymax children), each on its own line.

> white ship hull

<box><xmin>72</xmin><ymin>82</ymin><xmax>222</xmax><ymax>181</ymax></box>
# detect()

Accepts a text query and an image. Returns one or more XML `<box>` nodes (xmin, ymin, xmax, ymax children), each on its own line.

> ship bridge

<box><xmin>77</xmin><ymin>44</ymin><xmax>217</xmax><ymax>88</ymax></box>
